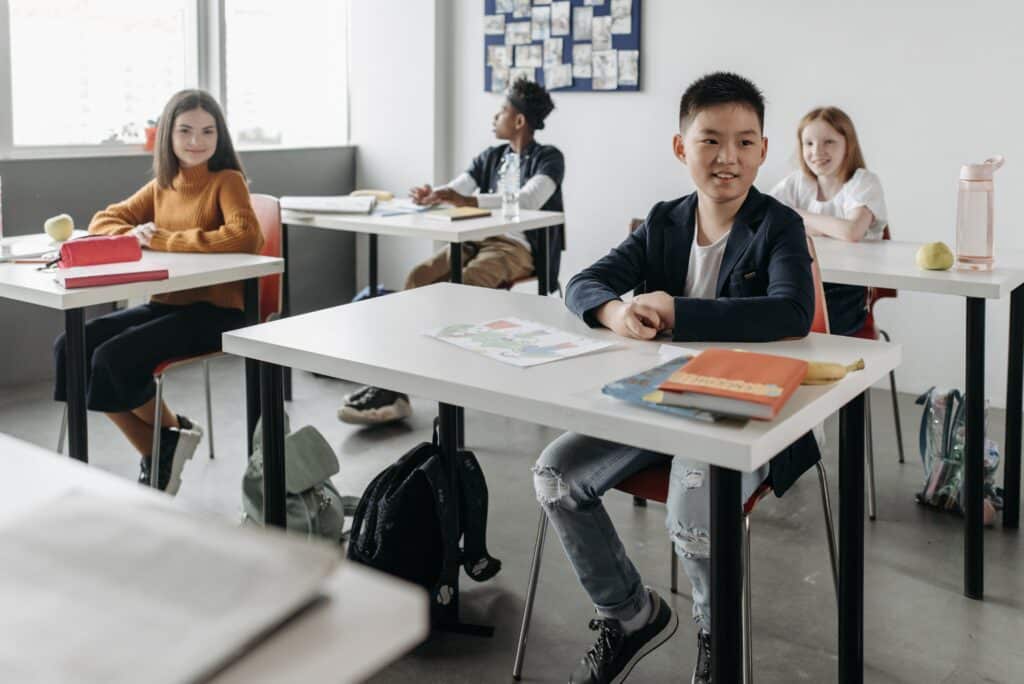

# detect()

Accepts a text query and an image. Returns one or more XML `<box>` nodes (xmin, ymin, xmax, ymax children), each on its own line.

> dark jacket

<box><xmin>566</xmin><ymin>187</ymin><xmax>819</xmax><ymax>496</ymax></box>
<box><xmin>466</xmin><ymin>141</ymin><xmax>564</xmax><ymax>292</ymax></box>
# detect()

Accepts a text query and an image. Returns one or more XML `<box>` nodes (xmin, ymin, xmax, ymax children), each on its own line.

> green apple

<box><xmin>915</xmin><ymin>241</ymin><xmax>954</xmax><ymax>271</ymax></box>
<box><xmin>44</xmin><ymin>214</ymin><xmax>74</xmax><ymax>242</ymax></box>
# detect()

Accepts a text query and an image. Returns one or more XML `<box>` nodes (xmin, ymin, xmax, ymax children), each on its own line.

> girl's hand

<box><xmin>130</xmin><ymin>222</ymin><xmax>157</xmax><ymax>247</ymax></box>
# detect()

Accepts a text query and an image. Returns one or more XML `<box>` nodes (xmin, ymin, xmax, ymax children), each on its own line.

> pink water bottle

<box><xmin>955</xmin><ymin>156</ymin><xmax>1004</xmax><ymax>271</ymax></box>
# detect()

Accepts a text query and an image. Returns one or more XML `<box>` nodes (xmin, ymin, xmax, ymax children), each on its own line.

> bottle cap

<box><xmin>961</xmin><ymin>155</ymin><xmax>1005</xmax><ymax>181</ymax></box>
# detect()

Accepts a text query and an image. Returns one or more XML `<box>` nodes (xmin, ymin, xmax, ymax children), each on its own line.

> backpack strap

<box><xmin>418</xmin><ymin>448</ymin><xmax>463</xmax><ymax>613</ymax></box>
<box><xmin>456</xmin><ymin>449</ymin><xmax>501</xmax><ymax>582</ymax></box>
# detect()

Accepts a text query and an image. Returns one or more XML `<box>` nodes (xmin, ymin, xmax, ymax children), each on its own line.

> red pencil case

<box><xmin>58</xmin><ymin>234</ymin><xmax>142</xmax><ymax>269</ymax></box>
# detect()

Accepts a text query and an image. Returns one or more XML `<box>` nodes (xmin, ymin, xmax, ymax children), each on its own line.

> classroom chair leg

<box><xmin>815</xmin><ymin>462</ymin><xmax>840</xmax><ymax>597</ymax></box>
<box><xmin>879</xmin><ymin>330</ymin><xmax>906</xmax><ymax>464</ymax></box>
<box><xmin>512</xmin><ymin>509</ymin><xmax>549</xmax><ymax>680</ymax></box>
<box><xmin>633</xmin><ymin>496</ymin><xmax>647</xmax><ymax>507</ymax></box>
<box><xmin>150</xmin><ymin>376</ymin><xmax>164</xmax><ymax>489</ymax></box>
<box><xmin>865</xmin><ymin>397</ymin><xmax>878</xmax><ymax>521</ymax></box>
<box><xmin>57</xmin><ymin>404</ymin><xmax>68</xmax><ymax>455</ymax></box>
<box><xmin>670</xmin><ymin>543</ymin><xmax>679</xmax><ymax>594</ymax></box>
<box><xmin>742</xmin><ymin>514</ymin><xmax>754</xmax><ymax>684</ymax></box>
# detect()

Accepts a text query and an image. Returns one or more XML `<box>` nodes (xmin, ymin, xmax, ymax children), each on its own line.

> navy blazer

<box><xmin>566</xmin><ymin>187</ymin><xmax>819</xmax><ymax>496</ymax></box>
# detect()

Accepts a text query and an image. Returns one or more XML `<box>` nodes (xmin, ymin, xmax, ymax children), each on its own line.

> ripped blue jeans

<box><xmin>533</xmin><ymin>431</ymin><xmax>769</xmax><ymax>632</ymax></box>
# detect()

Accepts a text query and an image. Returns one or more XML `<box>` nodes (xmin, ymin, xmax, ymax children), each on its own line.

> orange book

<box><xmin>649</xmin><ymin>348</ymin><xmax>807</xmax><ymax>420</ymax></box>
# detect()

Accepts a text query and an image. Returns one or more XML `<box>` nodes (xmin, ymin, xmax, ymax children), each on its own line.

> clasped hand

<box><xmin>597</xmin><ymin>291</ymin><xmax>675</xmax><ymax>340</ymax></box>
<box><xmin>130</xmin><ymin>222</ymin><xmax>157</xmax><ymax>247</ymax></box>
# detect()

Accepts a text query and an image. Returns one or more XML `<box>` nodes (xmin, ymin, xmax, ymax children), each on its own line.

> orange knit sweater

<box><xmin>88</xmin><ymin>163</ymin><xmax>264</xmax><ymax>311</ymax></box>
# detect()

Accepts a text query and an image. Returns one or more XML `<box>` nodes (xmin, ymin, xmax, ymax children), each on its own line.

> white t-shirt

<box><xmin>770</xmin><ymin>168</ymin><xmax>888</xmax><ymax>241</ymax></box>
<box><xmin>684</xmin><ymin>216</ymin><xmax>730</xmax><ymax>300</ymax></box>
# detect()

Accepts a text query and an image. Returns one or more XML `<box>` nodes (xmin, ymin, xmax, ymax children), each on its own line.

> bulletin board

<box><xmin>483</xmin><ymin>0</ymin><xmax>641</xmax><ymax>93</ymax></box>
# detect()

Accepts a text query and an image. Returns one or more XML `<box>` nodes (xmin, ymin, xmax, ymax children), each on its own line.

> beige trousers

<box><xmin>404</xmin><ymin>236</ymin><xmax>534</xmax><ymax>290</ymax></box>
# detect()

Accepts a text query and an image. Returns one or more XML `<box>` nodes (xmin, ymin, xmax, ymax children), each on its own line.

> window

<box><xmin>224</xmin><ymin>0</ymin><xmax>348</xmax><ymax>147</ymax></box>
<box><xmin>0</xmin><ymin>0</ymin><xmax>348</xmax><ymax>157</ymax></box>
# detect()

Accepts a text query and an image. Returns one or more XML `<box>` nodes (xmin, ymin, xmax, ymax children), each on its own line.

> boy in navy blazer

<box><xmin>533</xmin><ymin>72</ymin><xmax>818</xmax><ymax>684</ymax></box>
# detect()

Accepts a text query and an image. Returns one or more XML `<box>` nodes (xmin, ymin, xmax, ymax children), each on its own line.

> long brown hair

<box><xmin>153</xmin><ymin>89</ymin><xmax>245</xmax><ymax>189</ymax></box>
<box><xmin>796</xmin><ymin>106</ymin><xmax>866</xmax><ymax>183</ymax></box>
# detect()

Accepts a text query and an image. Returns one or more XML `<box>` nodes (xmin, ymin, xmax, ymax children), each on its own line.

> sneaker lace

<box><xmin>584</xmin><ymin>618</ymin><xmax>622</xmax><ymax>670</ymax></box>
<box><xmin>358</xmin><ymin>386</ymin><xmax>382</xmax><ymax>405</ymax></box>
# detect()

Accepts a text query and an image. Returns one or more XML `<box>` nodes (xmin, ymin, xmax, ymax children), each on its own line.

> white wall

<box><xmin>445</xmin><ymin>0</ymin><xmax>1024</xmax><ymax>406</ymax></box>
<box><xmin>349</xmin><ymin>0</ymin><xmax>450</xmax><ymax>289</ymax></box>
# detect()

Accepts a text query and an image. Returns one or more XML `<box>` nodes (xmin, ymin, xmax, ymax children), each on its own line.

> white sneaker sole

<box><xmin>337</xmin><ymin>398</ymin><xmax>412</xmax><ymax>425</ymax></box>
<box><xmin>165</xmin><ymin>424</ymin><xmax>202</xmax><ymax>496</ymax></box>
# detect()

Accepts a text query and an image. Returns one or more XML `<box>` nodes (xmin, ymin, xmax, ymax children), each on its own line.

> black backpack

<box><xmin>346</xmin><ymin>429</ymin><xmax>501</xmax><ymax>593</ymax></box>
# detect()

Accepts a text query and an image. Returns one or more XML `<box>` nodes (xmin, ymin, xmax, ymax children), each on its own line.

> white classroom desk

<box><xmin>223</xmin><ymin>283</ymin><xmax>900</xmax><ymax>684</ymax></box>
<box><xmin>813</xmin><ymin>236</ymin><xmax>1024</xmax><ymax>600</ymax></box>
<box><xmin>0</xmin><ymin>433</ymin><xmax>428</xmax><ymax>684</ymax></box>
<box><xmin>0</xmin><ymin>232</ymin><xmax>284</xmax><ymax>465</ymax></box>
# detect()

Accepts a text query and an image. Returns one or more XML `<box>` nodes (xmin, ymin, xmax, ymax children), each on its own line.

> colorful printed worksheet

<box><xmin>425</xmin><ymin>317</ymin><xmax>615</xmax><ymax>367</ymax></box>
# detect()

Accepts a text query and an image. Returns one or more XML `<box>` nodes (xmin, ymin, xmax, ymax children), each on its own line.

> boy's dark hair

<box><xmin>506</xmin><ymin>78</ymin><xmax>555</xmax><ymax>131</ymax></box>
<box><xmin>678</xmin><ymin>72</ymin><xmax>765</xmax><ymax>133</ymax></box>
<box><xmin>154</xmin><ymin>89</ymin><xmax>246</xmax><ymax>189</ymax></box>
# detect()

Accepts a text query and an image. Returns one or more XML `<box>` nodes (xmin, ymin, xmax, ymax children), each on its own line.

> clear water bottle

<box><xmin>499</xmin><ymin>152</ymin><xmax>521</xmax><ymax>220</ymax></box>
<box><xmin>955</xmin><ymin>156</ymin><xmax>1004</xmax><ymax>271</ymax></box>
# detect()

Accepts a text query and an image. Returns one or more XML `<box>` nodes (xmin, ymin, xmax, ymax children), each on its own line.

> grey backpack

<box><xmin>242</xmin><ymin>415</ymin><xmax>359</xmax><ymax>542</ymax></box>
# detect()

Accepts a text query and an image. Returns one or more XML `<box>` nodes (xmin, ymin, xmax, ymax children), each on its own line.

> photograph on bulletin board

<box><xmin>483</xmin><ymin>0</ymin><xmax>641</xmax><ymax>93</ymax></box>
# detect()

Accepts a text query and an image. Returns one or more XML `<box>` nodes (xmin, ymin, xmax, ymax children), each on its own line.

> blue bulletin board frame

<box><xmin>484</xmin><ymin>0</ymin><xmax>641</xmax><ymax>93</ymax></box>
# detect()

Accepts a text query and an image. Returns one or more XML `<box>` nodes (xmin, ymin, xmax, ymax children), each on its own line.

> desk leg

<box><xmin>64</xmin><ymin>308</ymin><xmax>88</xmax><ymax>463</ymax></box>
<box><xmin>450</xmin><ymin>243</ymin><xmax>466</xmax><ymax>447</ymax></box>
<box><xmin>965</xmin><ymin>297</ymin><xmax>985</xmax><ymax>599</ymax></box>
<box><xmin>537</xmin><ymin>226</ymin><xmax>550</xmax><ymax>296</ymax></box>
<box><xmin>369</xmin><ymin>233</ymin><xmax>378</xmax><ymax>297</ymax></box>
<box><xmin>709</xmin><ymin>465</ymin><xmax>742</xmax><ymax>684</ymax></box>
<box><xmin>434</xmin><ymin>402</ymin><xmax>494</xmax><ymax>637</ymax></box>
<box><xmin>281</xmin><ymin>223</ymin><xmax>292</xmax><ymax>401</ymax></box>
<box><xmin>1004</xmin><ymin>285</ymin><xmax>1023</xmax><ymax>529</ymax></box>
<box><xmin>260</xmin><ymin>362</ymin><xmax>287</xmax><ymax>528</ymax></box>
<box><xmin>839</xmin><ymin>392</ymin><xmax>865</xmax><ymax>684</ymax></box>
<box><xmin>244</xmin><ymin>279</ymin><xmax>260</xmax><ymax>455</ymax></box>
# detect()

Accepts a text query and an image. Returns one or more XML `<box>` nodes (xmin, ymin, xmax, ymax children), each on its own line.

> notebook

<box><xmin>601</xmin><ymin>357</ymin><xmax>720</xmax><ymax>423</ymax></box>
<box><xmin>280</xmin><ymin>195</ymin><xmax>376</xmax><ymax>214</ymax></box>
<box><xmin>649</xmin><ymin>348</ymin><xmax>807</xmax><ymax>420</ymax></box>
<box><xmin>0</xmin><ymin>492</ymin><xmax>340</xmax><ymax>684</ymax></box>
<box><xmin>54</xmin><ymin>263</ymin><xmax>168</xmax><ymax>289</ymax></box>
<box><xmin>422</xmin><ymin>206</ymin><xmax>493</xmax><ymax>222</ymax></box>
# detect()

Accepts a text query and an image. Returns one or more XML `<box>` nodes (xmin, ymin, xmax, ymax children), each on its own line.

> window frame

<box><xmin>0</xmin><ymin>0</ymin><xmax>348</xmax><ymax>160</ymax></box>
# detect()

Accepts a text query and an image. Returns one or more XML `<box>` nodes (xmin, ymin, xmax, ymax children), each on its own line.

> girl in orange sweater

<box><xmin>54</xmin><ymin>89</ymin><xmax>264</xmax><ymax>494</ymax></box>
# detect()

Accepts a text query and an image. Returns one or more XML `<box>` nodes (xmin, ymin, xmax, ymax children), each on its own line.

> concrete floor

<box><xmin>1</xmin><ymin>359</ymin><xmax>1021</xmax><ymax>683</ymax></box>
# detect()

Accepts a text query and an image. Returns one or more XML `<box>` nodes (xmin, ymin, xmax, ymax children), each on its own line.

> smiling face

<box><xmin>171</xmin><ymin>108</ymin><xmax>218</xmax><ymax>168</ymax></box>
<box><xmin>673</xmin><ymin>103</ymin><xmax>767</xmax><ymax>205</ymax></box>
<box><xmin>800</xmin><ymin>118</ymin><xmax>847</xmax><ymax>180</ymax></box>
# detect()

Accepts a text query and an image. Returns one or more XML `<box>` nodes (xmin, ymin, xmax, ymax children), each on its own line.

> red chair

<box><xmin>512</xmin><ymin>236</ymin><xmax>839</xmax><ymax>683</ymax></box>
<box><xmin>848</xmin><ymin>226</ymin><xmax>903</xmax><ymax>521</ymax></box>
<box><xmin>58</xmin><ymin>195</ymin><xmax>283</xmax><ymax>486</ymax></box>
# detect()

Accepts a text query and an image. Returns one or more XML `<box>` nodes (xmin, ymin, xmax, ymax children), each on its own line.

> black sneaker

<box><xmin>692</xmin><ymin>629</ymin><xmax>711</xmax><ymax>684</ymax></box>
<box><xmin>138</xmin><ymin>415</ymin><xmax>203</xmax><ymax>495</ymax></box>
<box><xmin>569</xmin><ymin>590</ymin><xmax>678</xmax><ymax>684</ymax></box>
<box><xmin>337</xmin><ymin>386</ymin><xmax>412</xmax><ymax>425</ymax></box>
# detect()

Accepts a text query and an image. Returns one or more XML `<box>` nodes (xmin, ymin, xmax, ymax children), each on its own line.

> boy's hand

<box><xmin>425</xmin><ymin>188</ymin><xmax>477</xmax><ymax>207</ymax></box>
<box><xmin>596</xmin><ymin>300</ymin><xmax>662</xmax><ymax>340</ymax></box>
<box><xmin>409</xmin><ymin>185</ymin><xmax>435</xmax><ymax>205</ymax></box>
<box><xmin>633</xmin><ymin>291</ymin><xmax>676</xmax><ymax>331</ymax></box>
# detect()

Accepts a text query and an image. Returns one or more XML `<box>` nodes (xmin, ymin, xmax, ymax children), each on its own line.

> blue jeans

<box><xmin>533</xmin><ymin>432</ymin><xmax>769</xmax><ymax>632</ymax></box>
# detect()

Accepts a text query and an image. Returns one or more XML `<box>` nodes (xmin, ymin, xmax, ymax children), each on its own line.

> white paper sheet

<box><xmin>545</xmin><ymin>63</ymin><xmax>573</xmax><ymax>90</ymax></box>
<box><xmin>531</xmin><ymin>5</ymin><xmax>551</xmax><ymax>40</ymax></box>
<box><xmin>551</xmin><ymin>1</ymin><xmax>571</xmax><ymax>36</ymax></box>
<box><xmin>611</xmin><ymin>0</ymin><xmax>632</xmax><ymax>33</ymax></box>
<box><xmin>572</xmin><ymin>43</ymin><xmax>593</xmax><ymax>77</ymax></box>
<box><xmin>426</xmin><ymin>318</ymin><xmax>616</xmax><ymax>368</ymax></box>
<box><xmin>618</xmin><ymin>49</ymin><xmax>639</xmax><ymax>85</ymax></box>
<box><xmin>484</xmin><ymin>14</ymin><xmax>506</xmax><ymax>35</ymax></box>
<box><xmin>573</xmin><ymin>6</ymin><xmax>593</xmax><ymax>40</ymax></box>
<box><xmin>516</xmin><ymin>44</ymin><xmax>543</xmax><ymax>68</ymax></box>
<box><xmin>505</xmin><ymin>20</ymin><xmax>532</xmax><ymax>45</ymax></box>
<box><xmin>544</xmin><ymin>37</ymin><xmax>564</xmax><ymax>66</ymax></box>
<box><xmin>592</xmin><ymin>49</ymin><xmax>618</xmax><ymax>90</ymax></box>
<box><xmin>592</xmin><ymin>15</ymin><xmax>613</xmax><ymax>50</ymax></box>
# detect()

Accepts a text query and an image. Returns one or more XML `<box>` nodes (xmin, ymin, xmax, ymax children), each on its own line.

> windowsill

<box><xmin>0</xmin><ymin>143</ymin><xmax>354</xmax><ymax>162</ymax></box>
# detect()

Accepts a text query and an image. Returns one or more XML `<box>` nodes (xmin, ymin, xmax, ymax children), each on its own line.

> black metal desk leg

<box><xmin>965</xmin><ymin>297</ymin><xmax>985</xmax><ymax>599</ymax></box>
<box><xmin>244</xmin><ymin>279</ymin><xmax>260</xmax><ymax>455</ymax></box>
<box><xmin>1004</xmin><ymin>285</ymin><xmax>1023</xmax><ymax>529</ymax></box>
<box><xmin>64</xmin><ymin>308</ymin><xmax>88</xmax><ymax>463</ymax></box>
<box><xmin>839</xmin><ymin>392</ymin><xmax>865</xmax><ymax>684</ymax></box>
<box><xmin>369</xmin><ymin>233</ymin><xmax>379</xmax><ymax>297</ymax></box>
<box><xmin>260</xmin><ymin>362</ymin><xmax>287</xmax><ymax>528</ymax></box>
<box><xmin>281</xmin><ymin>223</ymin><xmax>292</xmax><ymax>401</ymax></box>
<box><xmin>449</xmin><ymin>243</ymin><xmax>466</xmax><ymax>447</ymax></box>
<box><xmin>710</xmin><ymin>465</ymin><xmax>742</xmax><ymax>684</ymax></box>
<box><xmin>537</xmin><ymin>226</ymin><xmax>550</xmax><ymax>296</ymax></box>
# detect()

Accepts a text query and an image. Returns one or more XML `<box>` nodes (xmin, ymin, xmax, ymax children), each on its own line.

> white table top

<box><xmin>281</xmin><ymin>207</ymin><xmax>564</xmax><ymax>243</ymax></box>
<box><xmin>0</xmin><ymin>233</ymin><xmax>284</xmax><ymax>310</ymax></box>
<box><xmin>812</xmin><ymin>237</ymin><xmax>1024</xmax><ymax>299</ymax></box>
<box><xmin>0</xmin><ymin>433</ymin><xmax>428</xmax><ymax>684</ymax></box>
<box><xmin>223</xmin><ymin>284</ymin><xmax>901</xmax><ymax>472</ymax></box>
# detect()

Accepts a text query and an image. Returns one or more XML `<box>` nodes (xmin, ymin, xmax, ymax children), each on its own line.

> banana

<box><xmin>802</xmin><ymin>358</ymin><xmax>865</xmax><ymax>385</ymax></box>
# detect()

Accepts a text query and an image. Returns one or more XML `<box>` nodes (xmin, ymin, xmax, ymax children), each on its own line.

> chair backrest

<box><xmin>806</xmin><ymin>236</ymin><xmax>829</xmax><ymax>334</ymax></box>
<box><xmin>868</xmin><ymin>225</ymin><xmax>897</xmax><ymax>312</ymax></box>
<box><xmin>251</xmin><ymin>193</ymin><xmax>283</xmax><ymax>324</ymax></box>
